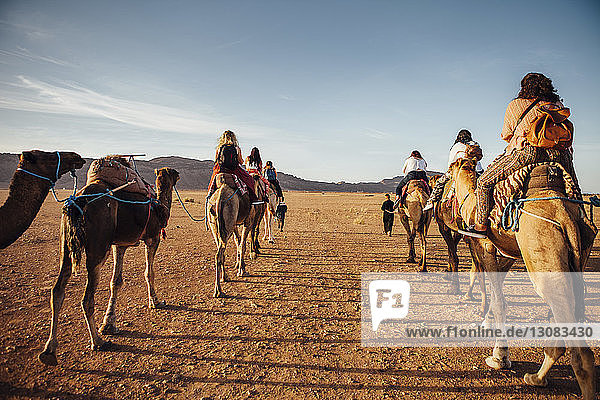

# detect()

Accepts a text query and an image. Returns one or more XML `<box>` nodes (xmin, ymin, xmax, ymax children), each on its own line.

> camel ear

<box><xmin>21</xmin><ymin>151</ymin><xmax>36</xmax><ymax>164</ymax></box>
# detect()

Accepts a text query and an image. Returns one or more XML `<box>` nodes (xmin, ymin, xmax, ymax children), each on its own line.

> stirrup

<box><xmin>457</xmin><ymin>225</ymin><xmax>487</xmax><ymax>239</ymax></box>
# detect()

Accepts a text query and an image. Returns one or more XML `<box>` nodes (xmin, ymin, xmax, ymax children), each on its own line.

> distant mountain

<box><xmin>0</xmin><ymin>153</ymin><xmax>441</xmax><ymax>193</ymax></box>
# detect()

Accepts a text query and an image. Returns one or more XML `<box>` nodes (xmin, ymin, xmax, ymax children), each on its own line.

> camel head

<box><xmin>19</xmin><ymin>150</ymin><xmax>85</xmax><ymax>182</ymax></box>
<box><xmin>154</xmin><ymin>168</ymin><xmax>180</xmax><ymax>191</ymax></box>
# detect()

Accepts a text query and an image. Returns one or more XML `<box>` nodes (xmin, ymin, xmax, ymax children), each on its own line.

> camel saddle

<box><xmin>214</xmin><ymin>173</ymin><xmax>248</xmax><ymax>196</ymax></box>
<box><xmin>489</xmin><ymin>162</ymin><xmax>580</xmax><ymax>229</ymax></box>
<box><xmin>86</xmin><ymin>156</ymin><xmax>156</xmax><ymax>198</ymax></box>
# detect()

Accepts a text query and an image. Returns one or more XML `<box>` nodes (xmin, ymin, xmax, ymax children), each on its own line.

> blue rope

<box><xmin>16</xmin><ymin>151</ymin><xmax>79</xmax><ymax>202</ymax></box>
<box><xmin>501</xmin><ymin>195</ymin><xmax>600</xmax><ymax>231</ymax></box>
<box><xmin>173</xmin><ymin>185</ymin><xmax>205</xmax><ymax>222</ymax></box>
<box><xmin>65</xmin><ymin>189</ymin><xmax>158</xmax><ymax>215</ymax></box>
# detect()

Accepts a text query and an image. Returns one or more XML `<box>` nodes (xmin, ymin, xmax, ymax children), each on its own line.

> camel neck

<box><xmin>0</xmin><ymin>168</ymin><xmax>51</xmax><ymax>248</ymax></box>
<box><xmin>156</xmin><ymin>183</ymin><xmax>174</xmax><ymax>226</ymax></box>
<box><xmin>454</xmin><ymin>172</ymin><xmax>478</xmax><ymax>226</ymax></box>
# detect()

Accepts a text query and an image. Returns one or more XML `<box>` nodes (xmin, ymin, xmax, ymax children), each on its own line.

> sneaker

<box><xmin>457</xmin><ymin>225</ymin><xmax>487</xmax><ymax>239</ymax></box>
<box><xmin>423</xmin><ymin>202</ymin><xmax>434</xmax><ymax>211</ymax></box>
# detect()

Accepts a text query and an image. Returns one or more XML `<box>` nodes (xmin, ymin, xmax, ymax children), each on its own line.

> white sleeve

<box><xmin>402</xmin><ymin>159</ymin><xmax>409</xmax><ymax>175</ymax></box>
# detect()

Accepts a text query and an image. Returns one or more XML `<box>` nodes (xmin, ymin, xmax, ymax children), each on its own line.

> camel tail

<box><xmin>62</xmin><ymin>200</ymin><xmax>86</xmax><ymax>274</ymax></box>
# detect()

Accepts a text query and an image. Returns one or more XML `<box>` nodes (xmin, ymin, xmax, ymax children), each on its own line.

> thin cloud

<box><xmin>0</xmin><ymin>76</ymin><xmax>225</xmax><ymax>135</ymax></box>
<box><xmin>365</xmin><ymin>128</ymin><xmax>391</xmax><ymax>140</ymax></box>
<box><xmin>0</xmin><ymin>20</ymin><xmax>51</xmax><ymax>40</ymax></box>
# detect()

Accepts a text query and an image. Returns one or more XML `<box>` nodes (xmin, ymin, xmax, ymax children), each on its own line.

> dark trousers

<box><xmin>395</xmin><ymin>170</ymin><xmax>428</xmax><ymax>196</ymax></box>
<box><xmin>268</xmin><ymin>179</ymin><xmax>284</xmax><ymax>199</ymax></box>
<box><xmin>383</xmin><ymin>215</ymin><xmax>394</xmax><ymax>233</ymax></box>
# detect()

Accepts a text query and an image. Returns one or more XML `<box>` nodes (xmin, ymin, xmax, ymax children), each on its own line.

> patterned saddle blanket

<box><xmin>214</xmin><ymin>172</ymin><xmax>248</xmax><ymax>196</ymax></box>
<box><xmin>488</xmin><ymin>162</ymin><xmax>579</xmax><ymax>228</ymax></box>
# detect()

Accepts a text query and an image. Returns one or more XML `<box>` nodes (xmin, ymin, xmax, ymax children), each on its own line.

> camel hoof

<box><xmin>222</xmin><ymin>274</ymin><xmax>230</xmax><ymax>282</ymax></box>
<box><xmin>99</xmin><ymin>323</ymin><xmax>120</xmax><ymax>335</ymax></box>
<box><xmin>150</xmin><ymin>300</ymin><xmax>167</xmax><ymax>309</ymax></box>
<box><xmin>38</xmin><ymin>351</ymin><xmax>58</xmax><ymax>366</ymax></box>
<box><xmin>237</xmin><ymin>270</ymin><xmax>249</xmax><ymax>278</ymax></box>
<box><xmin>460</xmin><ymin>293</ymin><xmax>475</xmax><ymax>302</ymax></box>
<box><xmin>447</xmin><ymin>287</ymin><xmax>461</xmax><ymax>296</ymax></box>
<box><xmin>419</xmin><ymin>267</ymin><xmax>427</xmax><ymax>273</ymax></box>
<box><xmin>92</xmin><ymin>340</ymin><xmax>113</xmax><ymax>351</ymax></box>
<box><xmin>214</xmin><ymin>290</ymin><xmax>224</xmax><ymax>298</ymax></box>
<box><xmin>485</xmin><ymin>356</ymin><xmax>511</xmax><ymax>370</ymax></box>
<box><xmin>523</xmin><ymin>373</ymin><xmax>548</xmax><ymax>387</ymax></box>
<box><xmin>406</xmin><ymin>257</ymin><xmax>416</xmax><ymax>263</ymax></box>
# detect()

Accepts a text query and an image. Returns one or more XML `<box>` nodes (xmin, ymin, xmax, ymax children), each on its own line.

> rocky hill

<box><xmin>0</xmin><ymin>153</ymin><xmax>440</xmax><ymax>193</ymax></box>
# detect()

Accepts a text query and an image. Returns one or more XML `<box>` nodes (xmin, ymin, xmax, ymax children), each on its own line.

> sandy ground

<box><xmin>0</xmin><ymin>189</ymin><xmax>599</xmax><ymax>399</ymax></box>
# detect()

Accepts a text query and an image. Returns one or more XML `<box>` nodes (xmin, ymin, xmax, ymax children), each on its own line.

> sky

<box><xmin>0</xmin><ymin>0</ymin><xmax>599</xmax><ymax>191</ymax></box>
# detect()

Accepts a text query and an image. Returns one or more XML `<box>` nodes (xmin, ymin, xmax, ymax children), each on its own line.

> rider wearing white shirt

<box><xmin>423</xmin><ymin>129</ymin><xmax>482</xmax><ymax>211</ymax></box>
<box><xmin>395</xmin><ymin>150</ymin><xmax>429</xmax><ymax>201</ymax></box>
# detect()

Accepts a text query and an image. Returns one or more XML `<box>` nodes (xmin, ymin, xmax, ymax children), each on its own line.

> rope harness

<box><xmin>501</xmin><ymin>195</ymin><xmax>600</xmax><ymax>232</ymax></box>
<box><xmin>16</xmin><ymin>151</ymin><xmax>79</xmax><ymax>202</ymax></box>
<box><xmin>173</xmin><ymin>185</ymin><xmax>206</xmax><ymax>222</ymax></box>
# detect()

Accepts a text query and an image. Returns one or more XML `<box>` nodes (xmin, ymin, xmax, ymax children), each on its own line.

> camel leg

<box><xmin>463</xmin><ymin>240</ymin><xmax>488</xmax><ymax>317</ymax></box>
<box><xmin>570</xmin><ymin>347</ymin><xmax>596</xmax><ymax>400</ymax></box>
<box><xmin>83</xmin><ymin>251</ymin><xmax>111</xmax><ymax>351</ymax></box>
<box><xmin>99</xmin><ymin>246</ymin><xmax>126</xmax><ymax>335</ymax></box>
<box><xmin>39</xmin><ymin>237</ymin><xmax>72</xmax><ymax>366</ymax></box>
<box><xmin>438</xmin><ymin>222</ymin><xmax>461</xmax><ymax>294</ymax></box>
<box><xmin>486</xmin><ymin>269</ymin><xmax>511</xmax><ymax>369</ymax></box>
<box><xmin>214</xmin><ymin>243</ymin><xmax>226</xmax><ymax>298</ymax></box>
<box><xmin>238</xmin><ymin>226</ymin><xmax>250</xmax><ymax>277</ymax></box>
<box><xmin>522</xmin><ymin>271</ymin><xmax>595</xmax><ymax>398</ymax></box>
<box><xmin>418</xmin><ymin>228</ymin><xmax>427</xmax><ymax>272</ymax></box>
<box><xmin>144</xmin><ymin>237</ymin><xmax>165</xmax><ymax>309</ymax></box>
<box><xmin>400</xmin><ymin>214</ymin><xmax>416</xmax><ymax>263</ymax></box>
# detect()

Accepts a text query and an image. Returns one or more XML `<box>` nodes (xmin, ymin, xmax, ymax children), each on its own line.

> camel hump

<box><xmin>524</xmin><ymin>164</ymin><xmax>565</xmax><ymax>195</ymax></box>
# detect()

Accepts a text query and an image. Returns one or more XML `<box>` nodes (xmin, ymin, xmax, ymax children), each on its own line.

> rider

<box><xmin>423</xmin><ymin>129</ymin><xmax>483</xmax><ymax>211</ymax></box>
<box><xmin>395</xmin><ymin>150</ymin><xmax>429</xmax><ymax>205</ymax></box>
<box><xmin>264</xmin><ymin>160</ymin><xmax>284</xmax><ymax>201</ymax></box>
<box><xmin>245</xmin><ymin>147</ymin><xmax>269</xmax><ymax>201</ymax></box>
<box><xmin>207</xmin><ymin>130</ymin><xmax>258</xmax><ymax>202</ymax></box>
<box><xmin>466</xmin><ymin>72</ymin><xmax>581</xmax><ymax>237</ymax></box>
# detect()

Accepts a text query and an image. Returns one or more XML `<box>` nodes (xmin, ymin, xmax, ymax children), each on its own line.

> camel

<box><xmin>1</xmin><ymin>150</ymin><xmax>85</xmax><ymax>249</ymax></box>
<box><xmin>432</xmin><ymin>175</ymin><xmax>516</xmax><ymax>316</ymax></box>
<box><xmin>208</xmin><ymin>173</ymin><xmax>264</xmax><ymax>298</ymax></box>
<box><xmin>262</xmin><ymin>185</ymin><xmax>280</xmax><ymax>243</ymax></box>
<box><xmin>450</xmin><ymin>158</ymin><xmax>597</xmax><ymax>399</ymax></box>
<box><xmin>397</xmin><ymin>180</ymin><xmax>432</xmax><ymax>272</ymax></box>
<box><xmin>38</xmin><ymin>167</ymin><xmax>180</xmax><ymax>366</ymax></box>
